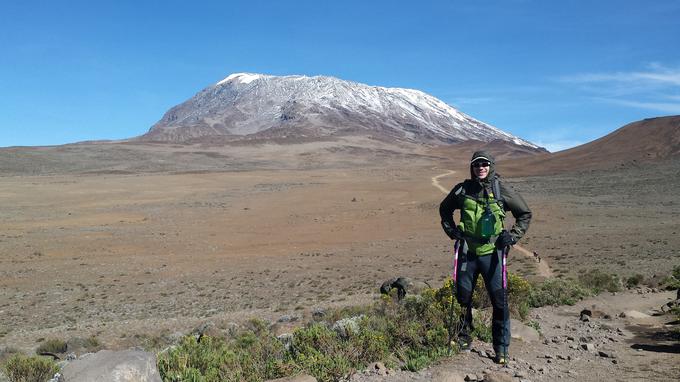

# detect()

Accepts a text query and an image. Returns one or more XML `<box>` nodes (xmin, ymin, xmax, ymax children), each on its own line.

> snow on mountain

<box><xmin>141</xmin><ymin>73</ymin><xmax>539</xmax><ymax>148</ymax></box>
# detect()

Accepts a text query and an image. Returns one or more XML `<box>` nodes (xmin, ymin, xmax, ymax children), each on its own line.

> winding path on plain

<box><xmin>431</xmin><ymin>170</ymin><xmax>554</xmax><ymax>278</ymax></box>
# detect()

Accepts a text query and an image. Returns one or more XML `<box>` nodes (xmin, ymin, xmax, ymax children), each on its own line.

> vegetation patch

<box><xmin>35</xmin><ymin>338</ymin><xmax>67</xmax><ymax>355</ymax></box>
<box><xmin>157</xmin><ymin>275</ymin><xmax>551</xmax><ymax>381</ymax></box>
<box><xmin>2</xmin><ymin>354</ymin><xmax>59</xmax><ymax>382</ymax></box>
<box><xmin>577</xmin><ymin>269</ymin><xmax>622</xmax><ymax>294</ymax></box>
<box><xmin>661</xmin><ymin>265</ymin><xmax>680</xmax><ymax>290</ymax></box>
<box><xmin>528</xmin><ymin>278</ymin><xmax>591</xmax><ymax>307</ymax></box>
<box><xmin>157</xmin><ymin>269</ymin><xmax>626</xmax><ymax>381</ymax></box>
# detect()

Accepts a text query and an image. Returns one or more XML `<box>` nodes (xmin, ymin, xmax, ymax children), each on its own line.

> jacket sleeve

<box><xmin>439</xmin><ymin>183</ymin><xmax>464</xmax><ymax>227</ymax></box>
<box><xmin>499</xmin><ymin>181</ymin><xmax>532</xmax><ymax>242</ymax></box>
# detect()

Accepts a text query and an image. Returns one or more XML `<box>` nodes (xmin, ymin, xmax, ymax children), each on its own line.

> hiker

<box><xmin>439</xmin><ymin>151</ymin><xmax>532</xmax><ymax>364</ymax></box>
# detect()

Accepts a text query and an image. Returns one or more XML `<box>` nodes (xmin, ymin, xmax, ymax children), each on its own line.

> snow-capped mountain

<box><xmin>141</xmin><ymin>73</ymin><xmax>539</xmax><ymax>148</ymax></box>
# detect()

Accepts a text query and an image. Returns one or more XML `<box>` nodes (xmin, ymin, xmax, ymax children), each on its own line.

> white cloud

<box><xmin>532</xmin><ymin>139</ymin><xmax>585</xmax><ymax>153</ymax></box>
<box><xmin>597</xmin><ymin>98</ymin><xmax>680</xmax><ymax>114</ymax></box>
<box><xmin>557</xmin><ymin>64</ymin><xmax>680</xmax><ymax>113</ymax></box>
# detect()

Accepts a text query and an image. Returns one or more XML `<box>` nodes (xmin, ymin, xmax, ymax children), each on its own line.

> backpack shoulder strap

<box><xmin>492</xmin><ymin>176</ymin><xmax>505</xmax><ymax>210</ymax></box>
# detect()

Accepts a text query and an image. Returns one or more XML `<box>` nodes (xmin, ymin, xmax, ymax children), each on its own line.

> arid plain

<box><xmin>1</xmin><ymin>137</ymin><xmax>679</xmax><ymax>361</ymax></box>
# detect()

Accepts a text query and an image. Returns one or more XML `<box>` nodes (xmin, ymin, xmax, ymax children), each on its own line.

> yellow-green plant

<box><xmin>3</xmin><ymin>354</ymin><xmax>59</xmax><ymax>382</ymax></box>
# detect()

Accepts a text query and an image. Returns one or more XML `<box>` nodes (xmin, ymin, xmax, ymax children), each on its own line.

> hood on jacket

<box><xmin>469</xmin><ymin>150</ymin><xmax>496</xmax><ymax>183</ymax></box>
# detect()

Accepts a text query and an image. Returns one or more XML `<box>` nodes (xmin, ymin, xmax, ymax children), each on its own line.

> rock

<box><xmin>622</xmin><ymin>310</ymin><xmax>652</xmax><ymax>319</ymax></box>
<box><xmin>277</xmin><ymin>315</ymin><xmax>297</xmax><ymax>323</ymax></box>
<box><xmin>511</xmin><ymin>319</ymin><xmax>540</xmax><ymax>343</ymax></box>
<box><xmin>676</xmin><ymin>289</ymin><xmax>680</xmax><ymax>300</ymax></box>
<box><xmin>581</xmin><ymin>343</ymin><xmax>596</xmax><ymax>352</ymax></box>
<box><xmin>332</xmin><ymin>315</ymin><xmax>364</xmax><ymax>339</ymax></box>
<box><xmin>580</xmin><ymin>309</ymin><xmax>592</xmax><ymax>320</ymax></box>
<box><xmin>311</xmin><ymin>308</ymin><xmax>326</xmax><ymax>319</ymax></box>
<box><xmin>514</xmin><ymin>370</ymin><xmax>528</xmax><ymax>378</ymax></box>
<box><xmin>192</xmin><ymin>321</ymin><xmax>220</xmax><ymax>340</ymax></box>
<box><xmin>484</xmin><ymin>371</ymin><xmax>514</xmax><ymax>382</ymax></box>
<box><xmin>366</xmin><ymin>362</ymin><xmax>388</xmax><ymax>376</ymax></box>
<box><xmin>579</xmin><ymin>314</ymin><xmax>590</xmax><ymax>322</ymax></box>
<box><xmin>379</xmin><ymin>277</ymin><xmax>431</xmax><ymax>300</ymax></box>
<box><xmin>464</xmin><ymin>373</ymin><xmax>479</xmax><ymax>381</ymax></box>
<box><xmin>61</xmin><ymin>349</ymin><xmax>161</xmax><ymax>382</ymax></box>
<box><xmin>277</xmin><ymin>333</ymin><xmax>294</xmax><ymax>351</ymax></box>
<box><xmin>266</xmin><ymin>375</ymin><xmax>317</xmax><ymax>382</ymax></box>
<box><xmin>429</xmin><ymin>370</ymin><xmax>465</xmax><ymax>382</ymax></box>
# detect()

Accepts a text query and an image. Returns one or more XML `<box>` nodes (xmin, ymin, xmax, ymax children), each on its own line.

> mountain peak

<box><xmin>216</xmin><ymin>73</ymin><xmax>266</xmax><ymax>86</ymax></box>
<box><xmin>141</xmin><ymin>73</ymin><xmax>540</xmax><ymax>149</ymax></box>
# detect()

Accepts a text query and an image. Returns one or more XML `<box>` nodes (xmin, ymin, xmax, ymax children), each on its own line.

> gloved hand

<box><xmin>496</xmin><ymin>230</ymin><xmax>515</xmax><ymax>249</ymax></box>
<box><xmin>441</xmin><ymin>221</ymin><xmax>464</xmax><ymax>240</ymax></box>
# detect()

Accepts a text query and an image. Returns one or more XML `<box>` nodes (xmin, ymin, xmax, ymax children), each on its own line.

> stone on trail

<box><xmin>366</xmin><ymin>361</ymin><xmax>388</xmax><ymax>376</ymax></box>
<box><xmin>622</xmin><ymin>310</ymin><xmax>652</xmax><ymax>319</ymax></box>
<box><xmin>511</xmin><ymin>318</ymin><xmax>540</xmax><ymax>343</ymax></box>
<box><xmin>266</xmin><ymin>375</ymin><xmax>317</xmax><ymax>382</ymax></box>
<box><xmin>483</xmin><ymin>371</ymin><xmax>514</xmax><ymax>382</ymax></box>
<box><xmin>430</xmin><ymin>369</ymin><xmax>465</xmax><ymax>382</ymax></box>
<box><xmin>581</xmin><ymin>343</ymin><xmax>596</xmax><ymax>352</ymax></box>
<box><xmin>60</xmin><ymin>349</ymin><xmax>161</xmax><ymax>382</ymax></box>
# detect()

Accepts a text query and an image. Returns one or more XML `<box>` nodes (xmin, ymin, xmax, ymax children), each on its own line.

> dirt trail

<box><xmin>352</xmin><ymin>289</ymin><xmax>679</xmax><ymax>381</ymax></box>
<box><xmin>432</xmin><ymin>170</ymin><xmax>553</xmax><ymax>278</ymax></box>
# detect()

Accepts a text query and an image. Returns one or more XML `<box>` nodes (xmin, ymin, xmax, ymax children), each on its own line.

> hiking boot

<box><xmin>494</xmin><ymin>351</ymin><xmax>509</xmax><ymax>364</ymax></box>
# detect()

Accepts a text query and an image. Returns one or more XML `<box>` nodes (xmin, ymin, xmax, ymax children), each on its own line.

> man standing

<box><xmin>439</xmin><ymin>151</ymin><xmax>532</xmax><ymax>364</ymax></box>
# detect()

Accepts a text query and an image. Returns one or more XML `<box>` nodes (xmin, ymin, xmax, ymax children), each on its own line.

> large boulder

<box><xmin>61</xmin><ymin>350</ymin><xmax>161</xmax><ymax>382</ymax></box>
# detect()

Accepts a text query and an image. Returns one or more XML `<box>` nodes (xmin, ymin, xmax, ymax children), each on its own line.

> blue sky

<box><xmin>1</xmin><ymin>1</ymin><xmax>679</xmax><ymax>151</ymax></box>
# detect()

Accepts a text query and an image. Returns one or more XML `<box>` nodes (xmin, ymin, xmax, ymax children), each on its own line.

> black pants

<box><xmin>455</xmin><ymin>248</ymin><xmax>510</xmax><ymax>353</ymax></box>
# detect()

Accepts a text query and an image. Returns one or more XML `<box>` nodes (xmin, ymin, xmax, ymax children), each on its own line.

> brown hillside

<box><xmin>501</xmin><ymin>115</ymin><xmax>680</xmax><ymax>176</ymax></box>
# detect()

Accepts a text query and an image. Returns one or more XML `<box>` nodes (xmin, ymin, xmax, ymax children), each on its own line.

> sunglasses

<box><xmin>472</xmin><ymin>161</ymin><xmax>491</xmax><ymax>168</ymax></box>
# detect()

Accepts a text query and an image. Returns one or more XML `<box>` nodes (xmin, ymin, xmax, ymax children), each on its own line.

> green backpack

<box><xmin>456</xmin><ymin>176</ymin><xmax>506</xmax><ymax>256</ymax></box>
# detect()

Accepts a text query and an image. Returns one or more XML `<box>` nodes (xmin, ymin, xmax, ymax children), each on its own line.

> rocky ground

<box><xmin>0</xmin><ymin>143</ymin><xmax>678</xmax><ymax>381</ymax></box>
<box><xmin>348</xmin><ymin>289</ymin><xmax>679</xmax><ymax>382</ymax></box>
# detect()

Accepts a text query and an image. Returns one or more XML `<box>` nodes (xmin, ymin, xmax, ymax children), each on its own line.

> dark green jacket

<box><xmin>439</xmin><ymin>151</ymin><xmax>532</xmax><ymax>255</ymax></box>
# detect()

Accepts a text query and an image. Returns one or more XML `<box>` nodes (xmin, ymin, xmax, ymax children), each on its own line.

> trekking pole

<box><xmin>447</xmin><ymin>239</ymin><xmax>460</xmax><ymax>355</ymax></box>
<box><xmin>502</xmin><ymin>245</ymin><xmax>510</xmax><ymax>366</ymax></box>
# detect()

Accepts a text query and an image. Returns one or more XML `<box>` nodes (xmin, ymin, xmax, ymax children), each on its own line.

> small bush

<box><xmin>35</xmin><ymin>339</ymin><xmax>67</xmax><ymax>355</ymax></box>
<box><xmin>471</xmin><ymin>272</ymin><xmax>531</xmax><ymax>319</ymax></box>
<box><xmin>661</xmin><ymin>265</ymin><xmax>680</xmax><ymax>290</ymax></box>
<box><xmin>3</xmin><ymin>354</ymin><xmax>59</xmax><ymax>382</ymax></box>
<box><xmin>578</xmin><ymin>269</ymin><xmax>621</xmax><ymax>294</ymax></box>
<box><xmin>626</xmin><ymin>274</ymin><xmax>644</xmax><ymax>288</ymax></box>
<box><xmin>528</xmin><ymin>278</ymin><xmax>590</xmax><ymax>307</ymax></box>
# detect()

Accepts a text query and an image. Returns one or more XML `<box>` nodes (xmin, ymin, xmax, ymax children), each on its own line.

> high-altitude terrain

<box><xmin>0</xmin><ymin>76</ymin><xmax>678</xmax><ymax>380</ymax></box>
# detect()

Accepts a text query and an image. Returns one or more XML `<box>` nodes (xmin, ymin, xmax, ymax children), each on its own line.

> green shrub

<box><xmin>626</xmin><ymin>274</ymin><xmax>644</xmax><ymax>288</ymax></box>
<box><xmin>661</xmin><ymin>265</ymin><xmax>680</xmax><ymax>290</ymax></box>
<box><xmin>528</xmin><ymin>278</ymin><xmax>591</xmax><ymax>307</ymax></box>
<box><xmin>578</xmin><ymin>269</ymin><xmax>621</xmax><ymax>294</ymax></box>
<box><xmin>3</xmin><ymin>354</ymin><xmax>59</xmax><ymax>382</ymax></box>
<box><xmin>471</xmin><ymin>272</ymin><xmax>532</xmax><ymax>319</ymax></box>
<box><xmin>158</xmin><ymin>327</ymin><xmax>289</xmax><ymax>382</ymax></box>
<box><xmin>35</xmin><ymin>339</ymin><xmax>67</xmax><ymax>355</ymax></box>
